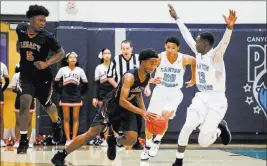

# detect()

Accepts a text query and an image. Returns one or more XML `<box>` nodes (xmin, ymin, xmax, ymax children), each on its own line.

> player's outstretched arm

<box><xmin>213</xmin><ymin>10</ymin><xmax>237</xmax><ymax>64</ymax></box>
<box><xmin>168</xmin><ymin>4</ymin><xmax>198</xmax><ymax>55</ymax></box>
<box><xmin>183</xmin><ymin>55</ymin><xmax>196</xmax><ymax>88</ymax></box>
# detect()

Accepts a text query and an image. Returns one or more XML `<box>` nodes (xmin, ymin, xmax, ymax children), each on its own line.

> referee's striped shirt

<box><xmin>107</xmin><ymin>54</ymin><xmax>139</xmax><ymax>83</ymax></box>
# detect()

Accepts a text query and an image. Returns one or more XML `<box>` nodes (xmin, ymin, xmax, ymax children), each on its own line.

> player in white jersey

<box><xmin>0</xmin><ymin>62</ymin><xmax>9</xmax><ymax>147</ymax></box>
<box><xmin>12</xmin><ymin>63</ymin><xmax>35</xmax><ymax>148</ymax></box>
<box><xmin>168</xmin><ymin>4</ymin><xmax>237</xmax><ymax>166</ymax></box>
<box><xmin>54</xmin><ymin>52</ymin><xmax>88</xmax><ymax>147</ymax></box>
<box><xmin>140</xmin><ymin>37</ymin><xmax>196</xmax><ymax>160</ymax></box>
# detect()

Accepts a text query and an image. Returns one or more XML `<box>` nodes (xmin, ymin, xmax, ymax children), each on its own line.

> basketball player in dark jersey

<box><xmin>16</xmin><ymin>5</ymin><xmax>65</xmax><ymax>154</ymax></box>
<box><xmin>51</xmin><ymin>49</ymin><xmax>159</xmax><ymax>165</ymax></box>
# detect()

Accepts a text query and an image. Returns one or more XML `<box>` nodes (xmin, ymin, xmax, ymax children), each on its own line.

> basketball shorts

<box><xmin>0</xmin><ymin>86</ymin><xmax>3</xmax><ymax>104</ymax></box>
<box><xmin>91</xmin><ymin>107</ymin><xmax>138</xmax><ymax>133</ymax></box>
<box><xmin>147</xmin><ymin>86</ymin><xmax>183</xmax><ymax>119</ymax></box>
<box><xmin>14</xmin><ymin>95</ymin><xmax>35</xmax><ymax>112</ymax></box>
<box><xmin>20</xmin><ymin>72</ymin><xmax>53</xmax><ymax>107</ymax></box>
<box><xmin>187</xmin><ymin>92</ymin><xmax>228</xmax><ymax>130</ymax></box>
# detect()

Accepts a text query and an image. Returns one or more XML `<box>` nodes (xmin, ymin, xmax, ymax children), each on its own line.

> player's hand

<box><xmin>142</xmin><ymin>112</ymin><xmax>158</xmax><ymax>122</ymax></box>
<box><xmin>150</xmin><ymin>77</ymin><xmax>161</xmax><ymax>84</ymax></box>
<box><xmin>92</xmin><ymin>98</ymin><xmax>98</xmax><ymax>108</ymax></box>
<box><xmin>185</xmin><ymin>79</ymin><xmax>195</xmax><ymax>88</ymax></box>
<box><xmin>223</xmin><ymin>9</ymin><xmax>237</xmax><ymax>30</ymax></box>
<box><xmin>34</xmin><ymin>61</ymin><xmax>49</xmax><ymax>70</ymax></box>
<box><xmin>168</xmin><ymin>4</ymin><xmax>178</xmax><ymax>20</ymax></box>
<box><xmin>144</xmin><ymin>85</ymin><xmax>151</xmax><ymax>96</ymax></box>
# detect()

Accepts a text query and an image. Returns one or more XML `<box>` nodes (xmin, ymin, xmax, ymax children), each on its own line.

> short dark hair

<box><xmin>26</xmin><ymin>5</ymin><xmax>50</xmax><ymax>19</ymax></box>
<box><xmin>121</xmin><ymin>40</ymin><xmax>133</xmax><ymax>47</ymax></box>
<box><xmin>139</xmin><ymin>49</ymin><xmax>158</xmax><ymax>62</ymax></box>
<box><xmin>199</xmin><ymin>32</ymin><xmax>215</xmax><ymax>46</ymax></box>
<box><xmin>165</xmin><ymin>36</ymin><xmax>180</xmax><ymax>47</ymax></box>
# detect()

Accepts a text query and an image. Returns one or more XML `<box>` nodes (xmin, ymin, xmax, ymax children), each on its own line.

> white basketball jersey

<box><xmin>196</xmin><ymin>49</ymin><xmax>226</xmax><ymax>93</ymax></box>
<box><xmin>155</xmin><ymin>52</ymin><xmax>185</xmax><ymax>88</ymax></box>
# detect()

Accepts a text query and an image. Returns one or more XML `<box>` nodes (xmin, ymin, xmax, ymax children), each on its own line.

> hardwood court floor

<box><xmin>1</xmin><ymin>144</ymin><xmax>266</xmax><ymax>166</ymax></box>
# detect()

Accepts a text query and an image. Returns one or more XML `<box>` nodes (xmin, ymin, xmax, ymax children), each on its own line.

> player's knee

<box><xmin>20</xmin><ymin>95</ymin><xmax>32</xmax><ymax>111</ymax></box>
<box><xmin>183</xmin><ymin>121</ymin><xmax>197</xmax><ymax>132</ymax></box>
<box><xmin>198</xmin><ymin>132</ymin><xmax>211</xmax><ymax>147</ymax></box>
<box><xmin>125</xmin><ymin>133</ymin><xmax>137</xmax><ymax>146</ymax></box>
<box><xmin>42</xmin><ymin>103</ymin><xmax>57</xmax><ymax>114</ymax></box>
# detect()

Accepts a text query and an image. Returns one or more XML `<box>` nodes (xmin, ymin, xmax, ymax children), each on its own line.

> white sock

<box><xmin>146</xmin><ymin>139</ymin><xmax>153</xmax><ymax>148</ymax></box>
<box><xmin>176</xmin><ymin>151</ymin><xmax>184</xmax><ymax>159</ymax></box>
<box><xmin>216</xmin><ymin>128</ymin><xmax>221</xmax><ymax>137</ymax></box>
<box><xmin>20</xmin><ymin>131</ymin><xmax>28</xmax><ymax>134</ymax></box>
<box><xmin>154</xmin><ymin>134</ymin><xmax>164</xmax><ymax>142</ymax></box>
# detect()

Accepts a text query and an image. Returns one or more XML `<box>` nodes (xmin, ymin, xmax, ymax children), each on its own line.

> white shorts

<box><xmin>187</xmin><ymin>92</ymin><xmax>228</xmax><ymax>130</ymax></box>
<box><xmin>147</xmin><ymin>86</ymin><xmax>183</xmax><ymax>119</ymax></box>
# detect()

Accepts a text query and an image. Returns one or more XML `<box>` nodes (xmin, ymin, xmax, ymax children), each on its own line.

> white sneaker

<box><xmin>65</xmin><ymin>140</ymin><xmax>72</xmax><ymax>147</ymax></box>
<box><xmin>13</xmin><ymin>141</ymin><xmax>19</xmax><ymax>148</ymax></box>
<box><xmin>140</xmin><ymin>147</ymin><xmax>150</xmax><ymax>160</ymax></box>
<box><xmin>101</xmin><ymin>139</ymin><xmax>107</xmax><ymax>146</ymax></box>
<box><xmin>89</xmin><ymin>140</ymin><xmax>94</xmax><ymax>145</ymax></box>
<box><xmin>148</xmin><ymin>141</ymin><xmax>160</xmax><ymax>157</ymax></box>
<box><xmin>0</xmin><ymin>139</ymin><xmax>6</xmax><ymax>147</ymax></box>
<box><xmin>29</xmin><ymin>143</ymin><xmax>34</xmax><ymax>148</ymax></box>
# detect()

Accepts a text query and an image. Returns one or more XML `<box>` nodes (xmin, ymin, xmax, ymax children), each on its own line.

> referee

<box><xmin>107</xmin><ymin>40</ymin><xmax>144</xmax><ymax>149</ymax></box>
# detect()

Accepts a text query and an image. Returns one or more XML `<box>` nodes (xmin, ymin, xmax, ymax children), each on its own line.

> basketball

<box><xmin>146</xmin><ymin>116</ymin><xmax>167</xmax><ymax>135</ymax></box>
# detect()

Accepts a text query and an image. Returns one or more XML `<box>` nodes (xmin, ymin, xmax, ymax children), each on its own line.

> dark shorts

<box><xmin>15</xmin><ymin>95</ymin><xmax>35</xmax><ymax>110</ymax></box>
<box><xmin>91</xmin><ymin>108</ymin><xmax>138</xmax><ymax>133</ymax></box>
<box><xmin>20</xmin><ymin>72</ymin><xmax>53</xmax><ymax>107</ymax></box>
<box><xmin>0</xmin><ymin>86</ymin><xmax>3</xmax><ymax>104</ymax></box>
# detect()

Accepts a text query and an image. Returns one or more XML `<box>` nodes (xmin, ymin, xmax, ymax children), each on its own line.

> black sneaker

<box><xmin>218</xmin><ymin>120</ymin><xmax>231</xmax><ymax>145</ymax></box>
<box><xmin>51</xmin><ymin>150</ymin><xmax>67</xmax><ymax>166</ymax></box>
<box><xmin>17</xmin><ymin>139</ymin><xmax>29</xmax><ymax>154</ymax></box>
<box><xmin>52</xmin><ymin>118</ymin><xmax>63</xmax><ymax>144</ymax></box>
<box><xmin>172</xmin><ymin>158</ymin><xmax>183</xmax><ymax>166</ymax></box>
<box><xmin>172</xmin><ymin>162</ymin><xmax>183</xmax><ymax>166</ymax></box>
<box><xmin>106</xmin><ymin>126</ymin><xmax>117</xmax><ymax>160</ymax></box>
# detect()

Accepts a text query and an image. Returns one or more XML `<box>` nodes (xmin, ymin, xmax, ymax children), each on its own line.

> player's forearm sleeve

<box><xmin>175</xmin><ymin>19</ymin><xmax>198</xmax><ymax>54</ymax></box>
<box><xmin>213</xmin><ymin>28</ymin><xmax>233</xmax><ymax>63</ymax></box>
